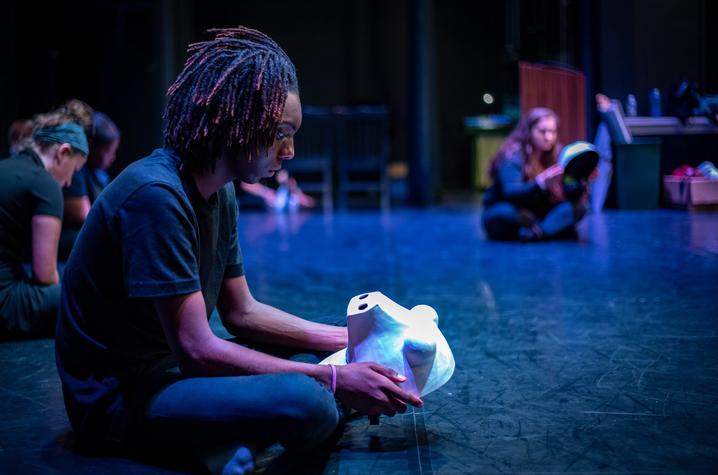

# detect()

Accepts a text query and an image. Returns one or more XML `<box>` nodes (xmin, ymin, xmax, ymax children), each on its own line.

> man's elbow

<box><xmin>33</xmin><ymin>269</ymin><xmax>59</xmax><ymax>286</ymax></box>
<box><xmin>219</xmin><ymin>309</ymin><xmax>254</xmax><ymax>336</ymax></box>
<box><xmin>176</xmin><ymin>341</ymin><xmax>219</xmax><ymax>376</ymax></box>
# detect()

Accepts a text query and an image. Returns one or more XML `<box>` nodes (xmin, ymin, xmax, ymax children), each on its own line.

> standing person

<box><xmin>0</xmin><ymin>112</ymin><xmax>88</xmax><ymax>338</ymax></box>
<box><xmin>55</xmin><ymin>26</ymin><xmax>422</xmax><ymax>474</ymax></box>
<box><xmin>59</xmin><ymin>111</ymin><xmax>121</xmax><ymax>259</ymax></box>
<box><xmin>482</xmin><ymin>107</ymin><xmax>586</xmax><ymax>241</ymax></box>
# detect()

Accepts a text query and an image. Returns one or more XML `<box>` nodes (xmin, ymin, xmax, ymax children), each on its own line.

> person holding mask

<box><xmin>0</xmin><ymin>112</ymin><xmax>88</xmax><ymax>338</ymax></box>
<box><xmin>482</xmin><ymin>107</ymin><xmax>586</xmax><ymax>241</ymax></box>
<box><xmin>55</xmin><ymin>27</ymin><xmax>421</xmax><ymax>474</ymax></box>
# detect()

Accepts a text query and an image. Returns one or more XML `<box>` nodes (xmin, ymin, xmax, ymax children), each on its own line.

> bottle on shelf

<box><xmin>626</xmin><ymin>94</ymin><xmax>638</xmax><ymax>117</ymax></box>
<box><xmin>649</xmin><ymin>88</ymin><xmax>662</xmax><ymax>117</ymax></box>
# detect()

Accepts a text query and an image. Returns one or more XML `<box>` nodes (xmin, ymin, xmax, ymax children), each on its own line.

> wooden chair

<box><xmin>334</xmin><ymin>106</ymin><xmax>391</xmax><ymax>210</ymax></box>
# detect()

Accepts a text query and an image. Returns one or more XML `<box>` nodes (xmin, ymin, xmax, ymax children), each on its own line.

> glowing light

<box><xmin>482</xmin><ymin>93</ymin><xmax>494</xmax><ymax>105</ymax></box>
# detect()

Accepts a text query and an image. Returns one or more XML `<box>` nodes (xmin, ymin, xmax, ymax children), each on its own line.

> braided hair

<box><xmin>164</xmin><ymin>26</ymin><xmax>298</xmax><ymax>174</ymax></box>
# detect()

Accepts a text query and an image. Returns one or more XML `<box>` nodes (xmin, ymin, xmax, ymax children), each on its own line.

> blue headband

<box><xmin>32</xmin><ymin>122</ymin><xmax>89</xmax><ymax>156</ymax></box>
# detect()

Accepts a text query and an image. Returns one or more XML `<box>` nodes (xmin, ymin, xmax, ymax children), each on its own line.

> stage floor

<box><xmin>1</xmin><ymin>208</ymin><xmax>717</xmax><ymax>474</ymax></box>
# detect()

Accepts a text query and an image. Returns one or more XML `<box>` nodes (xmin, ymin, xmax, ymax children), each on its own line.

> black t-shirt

<box><xmin>55</xmin><ymin>147</ymin><xmax>244</xmax><ymax>441</ymax></box>
<box><xmin>0</xmin><ymin>151</ymin><xmax>63</xmax><ymax>270</ymax></box>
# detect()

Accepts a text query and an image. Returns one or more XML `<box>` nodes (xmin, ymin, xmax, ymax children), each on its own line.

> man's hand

<box><xmin>334</xmin><ymin>362</ymin><xmax>424</xmax><ymax>417</ymax></box>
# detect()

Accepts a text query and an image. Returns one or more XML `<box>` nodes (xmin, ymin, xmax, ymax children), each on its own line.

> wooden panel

<box><xmin>519</xmin><ymin>62</ymin><xmax>586</xmax><ymax>144</ymax></box>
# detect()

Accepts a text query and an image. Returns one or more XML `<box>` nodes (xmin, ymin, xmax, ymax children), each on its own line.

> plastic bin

<box><xmin>664</xmin><ymin>176</ymin><xmax>718</xmax><ymax>208</ymax></box>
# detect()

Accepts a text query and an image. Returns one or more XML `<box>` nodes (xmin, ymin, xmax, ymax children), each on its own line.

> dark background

<box><xmin>1</xmin><ymin>0</ymin><xmax>716</xmax><ymax>203</ymax></box>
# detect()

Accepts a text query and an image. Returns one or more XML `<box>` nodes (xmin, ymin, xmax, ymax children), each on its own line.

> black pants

<box><xmin>0</xmin><ymin>265</ymin><xmax>60</xmax><ymax>339</ymax></box>
<box><xmin>482</xmin><ymin>200</ymin><xmax>586</xmax><ymax>241</ymax></box>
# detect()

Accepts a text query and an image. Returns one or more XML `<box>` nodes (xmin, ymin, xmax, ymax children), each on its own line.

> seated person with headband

<box><xmin>0</xmin><ymin>112</ymin><xmax>88</xmax><ymax>338</ymax></box>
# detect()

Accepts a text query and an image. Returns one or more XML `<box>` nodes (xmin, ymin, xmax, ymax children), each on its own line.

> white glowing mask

<box><xmin>320</xmin><ymin>292</ymin><xmax>455</xmax><ymax>397</ymax></box>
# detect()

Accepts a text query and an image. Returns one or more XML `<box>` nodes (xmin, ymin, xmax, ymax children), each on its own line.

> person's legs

<box><xmin>482</xmin><ymin>202</ymin><xmax>526</xmax><ymax>240</ymax></box>
<box><xmin>537</xmin><ymin>201</ymin><xmax>587</xmax><ymax>239</ymax></box>
<box><xmin>128</xmin><ymin>314</ymin><xmax>346</xmax><ymax>472</ymax></box>
<box><xmin>0</xmin><ymin>277</ymin><xmax>60</xmax><ymax>338</ymax></box>
<box><xmin>140</xmin><ymin>372</ymin><xmax>340</xmax><ymax>473</ymax></box>
<box><xmin>145</xmin><ymin>372</ymin><xmax>339</xmax><ymax>448</ymax></box>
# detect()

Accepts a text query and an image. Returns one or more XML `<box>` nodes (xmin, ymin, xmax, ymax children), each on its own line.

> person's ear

<box><xmin>56</xmin><ymin>143</ymin><xmax>74</xmax><ymax>163</ymax></box>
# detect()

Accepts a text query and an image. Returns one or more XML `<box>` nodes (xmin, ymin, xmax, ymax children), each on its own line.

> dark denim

<box><xmin>482</xmin><ymin>201</ymin><xmax>585</xmax><ymax>241</ymax></box>
<box><xmin>143</xmin><ymin>370</ymin><xmax>340</xmax><ymax>451</ymax></box>
<box><xmin>138</xmin><ymin>315</ymin><xmax>346</xmax><ymax>457</ymax></box>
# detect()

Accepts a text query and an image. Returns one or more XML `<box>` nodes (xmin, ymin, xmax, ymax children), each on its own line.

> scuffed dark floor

<box><xmin>1</xmin><ymin>208</ymin><xmax>717</xmax><ymax>474</ymax></box>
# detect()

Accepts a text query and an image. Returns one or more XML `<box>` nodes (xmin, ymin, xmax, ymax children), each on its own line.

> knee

<box><xmin>276</xmin><ymin>374</ymin><xmax>339</xmax><ymax>449</ymax></box>
<box><xmin>482</xmin><ymin>205</ymin><xmax>518</xmax><ymax>240</ymax></box>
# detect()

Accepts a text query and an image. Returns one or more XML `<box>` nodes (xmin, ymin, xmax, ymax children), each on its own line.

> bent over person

<box><xmin>55</xmin><ymin>27</ymin><xmax>422</xmax><ymax>474</ymax></box>
<box><xmin>0</xmin><ymin>112</ymin><xmax>87</xmax><ymax>338</ymax></box>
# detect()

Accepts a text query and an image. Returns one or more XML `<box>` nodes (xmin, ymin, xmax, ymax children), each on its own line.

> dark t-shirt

<box><xmin>0</xmin><ymin>150</ymin><xmax>63</xmax><ymax>270</ymax></box>
<box><xmin>63</xmin><ymin>165</ymin><xmax>110</xmax><ymax>204</ymax></box>
<box><xmin>55</xmin><ymin>147</ymin><xmax>244</xmax><ymax>441</ymax></box>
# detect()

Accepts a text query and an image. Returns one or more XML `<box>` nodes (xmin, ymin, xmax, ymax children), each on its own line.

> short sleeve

<box><xmin>31</xmin><ymin>172</ymin><xmax>63</xmax><ymax>219</ymax></box>
<box><xmin>63</xmin><ymin>168</ymin><xmax>89</xmax><ymax>198</ymax></box>
<box><xmin>119</xmin><ymin>183</ymin><xmax>201</xmax><ymax>298</ymax></box>
<box><xmin>222</xmin><ymin>183</ymin><xmax>244</xmax><ymax>279</ymax></box>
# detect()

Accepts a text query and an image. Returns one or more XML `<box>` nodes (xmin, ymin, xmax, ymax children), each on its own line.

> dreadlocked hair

<box><xmin>164</xmin><ymin>26</ymin><xmax>298</xmax><ymax>174</ymax></box>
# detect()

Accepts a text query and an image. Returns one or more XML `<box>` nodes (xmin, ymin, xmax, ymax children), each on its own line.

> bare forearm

<box><xmin>64</xmin><ymin>197</ymin><xmax>90</xmax><ymax>226</ymax></box>
<box><xmin>34</xmin><ymin>268</ymin><xmax>59</xmax><ymax>286</ymax></box>
<box><xmin>224</xmin><ymin>300</ymin><xmax>347</xmax><ymax>351</ymax></box>
<box><xmin>184</xmin><ymin>336</ymin><xmax>332</xmax><ymax>387</ymax></box>
<box><xmin>155</xmin><ymin>291</ymin><xmax>334</xmax><ymax>388</ymax></box>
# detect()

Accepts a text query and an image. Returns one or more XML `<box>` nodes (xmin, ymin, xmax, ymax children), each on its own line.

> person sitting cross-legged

<box><xmin>55</xmin><ymin>26</ymin><xmax>422</xmax><ymax>475</ymax></box>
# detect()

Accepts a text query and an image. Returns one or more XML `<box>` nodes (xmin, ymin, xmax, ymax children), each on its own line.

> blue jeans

<box><xmin>134</xmin><ymin>318</ymin><xmax>344</xmax><ymax>458</ymax></box>
<box><xmin>143</xmin><ymin>371</ymin><xmax>340</xmax><ymax>452</ymax></box>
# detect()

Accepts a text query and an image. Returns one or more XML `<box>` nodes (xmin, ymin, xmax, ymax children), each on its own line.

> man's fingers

<box><xmin>367</xmin><ymin>364</ymin><xmax>424</xmax><ymax>407</ymax></box>
<box><xmin>383</xmin><ymin>383</ymin><xmax>424</xmax><ymax>408</ymax></box>
<box><xmin>385</xmin><ymin>392</ymin><xmax>408</xmax><ymax>413</ymax></box>
<box><xmin>370</xmin><ymin>363</ymin><xmax>406</xmax><ymax>382</ymax></box>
